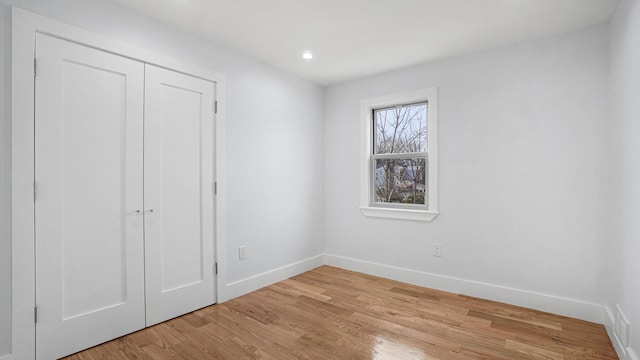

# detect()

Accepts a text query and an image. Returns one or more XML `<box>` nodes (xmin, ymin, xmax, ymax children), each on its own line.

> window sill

<box><xmin>360</xmin><ymin>206</ymin><xmax>439</xmax><ymax>222</ymax></box>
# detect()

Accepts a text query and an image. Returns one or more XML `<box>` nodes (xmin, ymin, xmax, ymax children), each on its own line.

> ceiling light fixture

<box><xmin>302</xmin><ymin>51</ymin><xmax>313</xmax><ymax>60</ymax></box>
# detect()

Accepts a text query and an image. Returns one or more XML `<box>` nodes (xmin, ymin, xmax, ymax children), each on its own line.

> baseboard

<box><xmin>220</xmin><ymin>253</ymin><xmax>629</xmax><ymax>357</ymax></box>
<box><xmin>221</xmin><ymin>255</ymin><xmax>324</xmax><ymax>302</ymax></box>
<box><xmin>0</xmin><ymin>353</ymin><xmax>13</xmax><ymax>360</ymax></box>
<box><xmin>605</xmin><ymin>306</ymin><xmax>627</xmax><ymax>359</ymax></box>
<box><xmin>604</xmin><ymin>306</ymin><xmax>627</xmax><ymax>360</ymax></box>
<box><xmin>324</xmin><ymin>254</ymin><xmax>604</xmax><ymax>324</ymax></box>
<box><xmin>604</xmin><ymin>306</ymin><xmax>639</xmax><ymax>360</ymax></box>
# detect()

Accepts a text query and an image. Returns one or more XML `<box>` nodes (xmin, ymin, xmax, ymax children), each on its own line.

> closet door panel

<box><xmin>144</xmin><ymin>65</ymin><xmax>216</xmax><ymax>326</ymax></box>
<box><xmin>35</xmin><ymin>33</ymin><xmax>145</xmax><ymax>359</ymax></box>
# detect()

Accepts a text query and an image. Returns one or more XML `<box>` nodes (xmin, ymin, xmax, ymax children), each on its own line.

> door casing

<box><xmin>11</xmin><ymin>7</ymin><xmax>228</xmax><ymax>359</ymax></box>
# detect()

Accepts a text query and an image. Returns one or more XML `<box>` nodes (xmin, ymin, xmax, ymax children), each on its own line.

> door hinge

<box><xmin>214</xmin><ymin>100</ymin><xmax>218</xmax><ymax>114</ymax></box>
<box><xmin>34</xmin><ymin>58</ymin><xmax>37</xmax><ymax>77</ymax></box>
<box><xmin>215</xmin><ymin>262</ymin><xmax>218</xmax><ymax>275</ymax></box>
<box><xmin>213</xmin><ymin>181</ymin><xmax>217</xmax><ymax>195</ymax></box>
<box><xmin>33</xmin><ymin>182</ymin><xmax>37</xmax><ymax>201</ymax></box>
<box><xmin>34</xmin><ymin>305</ymin><xmax>38</xmax><ymax>324</ymax></box>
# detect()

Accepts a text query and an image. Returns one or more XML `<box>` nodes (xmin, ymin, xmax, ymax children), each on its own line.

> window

<box><xmin>360</xmin><ymin>88</ymin><xmax>439</xmax><ymax>221</ymax></box>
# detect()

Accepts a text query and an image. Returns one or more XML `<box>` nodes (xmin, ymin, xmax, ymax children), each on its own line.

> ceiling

<box><xmin>109</xmin><ymin>0</ymin><xmax>618</xmax><ymax>86</ymax></box>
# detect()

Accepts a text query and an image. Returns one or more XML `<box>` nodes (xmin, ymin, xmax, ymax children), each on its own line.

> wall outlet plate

<box><xmin>239</xmin><ymin>246</ymin><xmax>247</xmax><ymax>260</ymax></box>
<box><xmin>615</xmin><ymin>304</ymin><xmax>631</xmax><ymax>348</ymax></box>
<box><xmin>433</xmin><ymin>244</ymin><xmax>442</xmax><ymax>257</ymax></box>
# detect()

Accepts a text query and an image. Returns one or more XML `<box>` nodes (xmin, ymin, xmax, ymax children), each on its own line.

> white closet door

<box><xmin>34</xmin><ymin>34</ymin><xmax>146</xmax><ymax>359</ymax></box>
<box><xmin>144</xmin><ymin>65</ymin><xmax>216</xmax><ymax>326</ymax></box>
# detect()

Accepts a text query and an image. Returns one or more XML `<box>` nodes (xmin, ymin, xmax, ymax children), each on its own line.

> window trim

<box><xmin>360</xmin><ymin>87</ymin><xmax>439</xmax><ymax>221</ymax></box>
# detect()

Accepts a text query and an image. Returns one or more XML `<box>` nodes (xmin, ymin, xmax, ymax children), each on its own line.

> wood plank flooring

<box><xmin>63</xmin><ymin>266</ymin><xmax>618</xmax><ymax>360</ymax></box>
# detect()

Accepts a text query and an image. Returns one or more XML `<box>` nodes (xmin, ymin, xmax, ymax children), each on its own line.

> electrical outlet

<box><xmin>433</xmin><ymin>244</ymin><xmax>442</xmax><ymax>258</ymax></box>
<box><xmin>615</xmin><ymin>304</ymin><xmax>631</xmax><ymax>348</ymax></box>
<box><xmin>621</xmin><ymin>318</ymin><xmax>630</xmax><ymax>348</ymax></box>
<box><xmin>239</xmin><ymin>246</ymin><xmax>247</xmax><ymax>260</ymax></box>
<box><xmin>616</xmin><ymin>306</ymin><xmax>623</xmax><ymax>339</ymax></box>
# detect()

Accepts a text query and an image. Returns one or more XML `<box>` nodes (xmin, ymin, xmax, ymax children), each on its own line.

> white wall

<box><xmin>609</xmin><ymin>0</ymin><xmax>640</xmax><ymax>357</ymax></box>
<box><xmin>324</xmin><ymin>26</ymin><xmax>610</xmax><ymax>313</ymax></box>
<box><xmin>0</xmin><ymin>0</ymin><xmax>627</xmax><ymax>358</ymax></box>
<box><xmin>0</xmin><ymin>3</ymin><xmax>11</xmax><ymax>356</ymax></box>
<box><xmin>0</xmin><ymin>0</ymin><xmax>324</xmax><ymax>356</ymax></box>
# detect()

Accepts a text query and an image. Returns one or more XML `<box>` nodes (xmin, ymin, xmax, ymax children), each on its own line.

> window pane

<box><xmin>374</xmin><ymin>158</ymin><xmax>427</xmax><ymax>205</ymax></box>
<box><xmin>374</xmin><ymin>102</ymin><xmax>427</xmax><ymax>154</ymax></box>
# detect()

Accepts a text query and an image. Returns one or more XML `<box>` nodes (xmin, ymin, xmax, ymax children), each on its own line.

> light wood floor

<box><xmin>63</xmin><ymin>266</ymin><xmax>617</xmax><ymax>360</ymax></box>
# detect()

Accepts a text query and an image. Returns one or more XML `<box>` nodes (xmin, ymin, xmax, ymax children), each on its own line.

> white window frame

<box><xmin>360</xmin><ymin>87</ymin><xmax>439</xmax><ymax>221</ymax></box>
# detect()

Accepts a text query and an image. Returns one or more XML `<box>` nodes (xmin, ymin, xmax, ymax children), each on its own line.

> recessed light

<box><xmin>302</xmin><ymin>51</ymin><xmax>313</xmax><ymax>60</ymax></box>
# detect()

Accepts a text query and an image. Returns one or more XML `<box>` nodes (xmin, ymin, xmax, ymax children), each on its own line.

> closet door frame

<box><xmin>10</xmin><ymin>8</ymin><xmax>227</xmax><ymax>359</ymax></box>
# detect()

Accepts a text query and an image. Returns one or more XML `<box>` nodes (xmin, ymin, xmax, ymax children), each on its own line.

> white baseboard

<box><xmin>0</xmin><ymin>353</ymin><xmax>13</xmax><ymax>360</ymax></box>
<box><xmin>605</xmin><ymin>306</ymin><xmax>627</xmax><ymax>359</ymax></box>
<box><xmin>221</xmin><ymin>255</ymin><xmax>324</xmax><ymax>302</ymax></box>
<box><xmin>220</xmin><ymin>253</ymin><xmax>631</xmax><ymax>358</ymax></box>
<box><xmin>324</xmin><ymin>254</ymin><xmax>604</xmax><ymax>324</ymax></box>
<box><xmin>604</xmin><ymin>306</ymin><xmax>639</xmax><ymax>360</ymax></box>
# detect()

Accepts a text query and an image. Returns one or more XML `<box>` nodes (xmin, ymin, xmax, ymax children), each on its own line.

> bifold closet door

<box><xmin>34</xmin><ymin>34</ymin><xmax>146</xmax><ymax>359</ymax></box>
<box><xmin>143</xmin><ymin>65</ymin><xmax>216</xmax><ymax>326</ymax></box>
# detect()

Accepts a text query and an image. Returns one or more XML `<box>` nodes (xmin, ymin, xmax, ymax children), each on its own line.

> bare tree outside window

<box><xmin>361</xmin><ymin>88</ymin><xmax>438</xmax><ymax>221</ymax></box>
<box><xmin>373</xmin><ymin>102</ymin><xmax>428</xmax><ymax>206</ymax></box>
